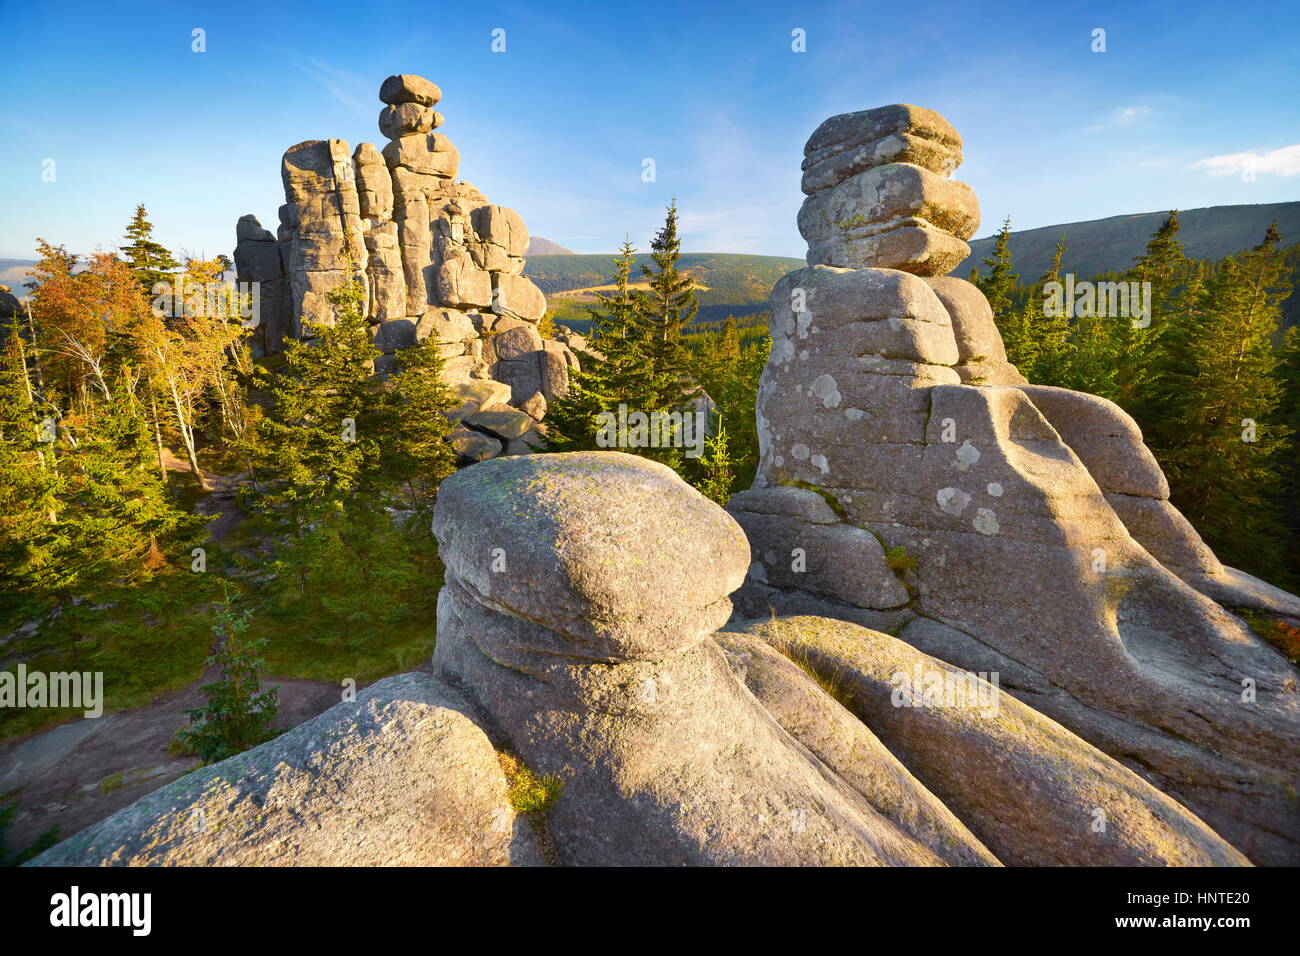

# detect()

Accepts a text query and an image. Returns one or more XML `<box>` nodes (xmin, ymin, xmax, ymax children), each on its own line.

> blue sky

<box><xmin>1</xmin><ymin>0</ymin><xmax>1297</xmax><ymax>263</ymax></box>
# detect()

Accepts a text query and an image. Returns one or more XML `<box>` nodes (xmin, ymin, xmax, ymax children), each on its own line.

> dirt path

<box><xmin>159</xmin><ymin>446</ymin><xmax>248</xmax><ymax>543</ymax></box>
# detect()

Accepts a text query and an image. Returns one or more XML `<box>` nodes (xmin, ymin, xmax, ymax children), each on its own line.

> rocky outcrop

<box><xmin>735</xmin><ymin>103</ymin><xmax>1300</xmax><ymax>865</ymax></box>
<box><xmin>799</xmin><ymin>105</ymin><xmax>976</xmax><ymax>276</ymax></box>
<box><xmin>731</xmin><ymin>616</ymin><xmax>1249</xmax><ymax>867</ymax></box>
<box><xmin>30</xmin><ymin>673</ymin><xmax>544</xmax><ymax>866</ymax></box>
<box><xmin>1022</xmin><ymin>383</ymin><xmax>1300</xmax><ymax>622</ymax></box>
<box><xmin>0</xmin><ymin>285</ymin><xmax>23</xmax><ymax>329</ymax></box>
<box><xmin>34</xmin><ymin>452</ymin><xmax>1262</xmax><ymax>867</ymax></box>
<box><xmin>233</xmin><ymin>74</ymin><xmax>579</xmax><ymax>462</ymax></box>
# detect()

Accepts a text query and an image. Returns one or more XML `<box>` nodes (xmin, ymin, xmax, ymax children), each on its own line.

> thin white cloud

<box><xmin>1081</xmin><ymin>105</ymin><xmax>1152</xmax><ymax>133</ymax></box>
<box><xmin>1192</xmin><ymin>143</ymin><xmax>1300</xmax><ymax>177</ymax></box>
<box><xmin>1113</xmin><ymin>105</ymin><xmax>1152</xmax><ymax>123</ymax></box>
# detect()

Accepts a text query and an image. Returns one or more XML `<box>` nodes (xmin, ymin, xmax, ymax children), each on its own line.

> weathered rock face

<box><xmin>925</xmin><ymin>276</ymin><xmax>1026</xmax><ymax>386</ymax></box>
<box><xmin>799</xmin><ymin>104</ymin><xmax>977</xmax><ymax>276</ymax></box>
<box><xmin>279</xmin><ymin>138</ymin><xmax>369</xmax><ymax>338</ymax></box>
<box><xmin>29</xmin><ymin>674</ymin><xmax>544</xmax><ymax>866</ymax></box>
<box><xmin>0</xmin><ymin>284</ymin><xmax>21</xmax><ymax>320</ymax></box>
<box><xmin>36</xmin><ymin>451</ymin><xmax>1263</xmax><ymax>867</ymax></box>
<box><xmin>233</xmin><ymin>74</ymin><xmax>578</xmax><ymax>462</ymax></box>
<box><xmin>431</xmin><ymin>452</ymin><xmax>995</xmax><ymax>866</ymax></box>
<box><xmin>737</xmin><ymin>103</ymin><xmax>1300</xmax><ymax>865</ymax></box>
<box><xmin>1021</xmin><ymin>384</ymin><xmax>1300</xmax><ymax>621</ymax></box>
<box><xmin>732</xmin><ymin>617</ymin><xmax>1249</xmax><ymax>867</ymax></box>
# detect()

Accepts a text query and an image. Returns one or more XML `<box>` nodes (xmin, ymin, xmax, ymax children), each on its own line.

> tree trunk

<box><xmin>169</xmin><ymin>382</ymin><xmax>211</xmax><ymax>491</ymax></box>
<box><xmin>149</xmin><ymin>391</ymin><xmax>168</xmax><ymax>486</ymax></box>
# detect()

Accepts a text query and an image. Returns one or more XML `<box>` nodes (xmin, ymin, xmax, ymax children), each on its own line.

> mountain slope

<box><xmin>525</xmin><ymin>237</ymin><xmax>575</xmax><ymax>255</ymax></box>
<box><xmin>958</xmin><ymin>201</ymin><xmax>1300</xmax><ymax>280</ymax></box>
<box><xmin>528</xmin><ymin>252</ymin><xmax>804</xmax><ymax>325</ymax></box>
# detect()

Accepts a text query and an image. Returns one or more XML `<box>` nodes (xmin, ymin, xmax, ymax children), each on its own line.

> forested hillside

<box><xmin>959</xmin><ymin>202</ymin><xmax>1300</xmax><ymax>328</ymax></box>
<box><xmin>530</xmin><ymin>252</ymin><xmax>804</xmax><ymax>325</ymax></box>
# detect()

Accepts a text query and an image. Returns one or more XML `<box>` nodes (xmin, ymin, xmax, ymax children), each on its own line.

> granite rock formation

<box><xmin>33</xmin><ymin>454</ymin><xmax>1249</xmax><ymax>867</ymax></box>
<box><xmin>234</xmin><ymin>74</ymin><xmax>578</xmax><ymax>461</ymax></box>
<box><xmin>733</xmin><ymin>103</ymin><xmax>1300</xmax><ymax>865</ymax></box>
<box><xmin>26</xmin><ymin>101</ymin><xmax>1296</xmax><ymax>869</ymax></box>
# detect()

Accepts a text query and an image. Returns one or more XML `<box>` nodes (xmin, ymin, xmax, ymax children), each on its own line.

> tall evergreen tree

<box><xmin>0</xmin><ymin>331</ymin><xmax>62</xmax><ymax>608</ymax></box>
<box><xmin>1118</xmin><ymin>212</ymin><xmax>1188</xmax><ymax>415</ymax></box>
<box><xmin>1158</xmin><ymin>222</ymin><xmax>1293</xmax><ymax>583</ymax></box>
<box><xmin>970</xmin><ymin>217</ymin><xmax>1028</xmax><ymax>364</ymax></box>
<box><xmin>544</xmin><ymin>241</ymin><xmax>643</xmax><ymax>452</ymax></box>
<box><xmin>1015</xmin><ymin>235</ymin><xmax>1071</xmax><ymax>382</ymax></box>
<box><xmin>240</xmin><ymin>282</ymin><xmax>373</xmax><ymax>527</ymax></box>
<box><xmin>637</xmin><ymin>198</ymin><xmax>697</xmax><ymax>411</ymax></box>
<box><xmin>240</xmin><ymin>278</ymin><xmax>455</xmax><ymax>527</ymax></box>
<box><xmin>383</xmin><ymin>322</ymin><xmax>459</xmax><ymax>509</ymax></box>
<box><xmin>119</xmin><ymin>204</ymin><xmax>180</xmax><ymax>297</ymax></box>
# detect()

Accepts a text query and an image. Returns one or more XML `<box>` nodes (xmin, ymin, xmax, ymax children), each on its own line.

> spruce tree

<box><xmin>1158</xmin><ymin>223</ymin><xmax>1293</xmax><ymax>584</ymax></box>
<box><xmin>0</xmin><ymin>331</ymin><xmax>62</xmax><ymax>609</ymax></box>
<box><xmin>175</xmin><ymin>600</ymin><xmax>278</xmax><ymax>764</ymax></box>
<box><xmin>242</xmin><ymin>277</ymin><xmax>457</xmax><ymax>524</ymax></box>
<box><xmin>637</xmin><ymin>198</ymin><xmax>697</xmax><ymax>411</ymax></box>
<box><xmin>1020</xmin><ymin>236</ymin><xmax>1071</xmax><ymax>383</ymax></box>
<box><xmin>61</xmin><ymin>372</ymin><xmax>207</xmax><ymax>589</ymax></box>
<box><xmin>693</xmin><ymin>424</ymin><xmax>736</xmax><ymax>505</ymax></box>
<box><xmin>971</xmin><ymin>217</ymin><xmax>1027</xmax><ymax>364</ymax></box>
<box><xmin>1118</xmin><ymin>212</ymin><xmax>1188</xmax><ymax>416</ymax></box>
<box><xmin>384</xmin><ymin>327</ymin><xmax>459</xmax><ymax>509</ymax></box>
<box><xmin>239</xmin><ymin>281</ymin><xmax>374</xmax><ymax>528</ymax></box>
<box><xmin>544</xmin><ymin>241</ymin><xmax>644</xmax><ymax>452</ymax></box>
<box><xmin>119</xmin><ymin>204</ymin><xmax>179</xmax><ymax>297</ymax></box>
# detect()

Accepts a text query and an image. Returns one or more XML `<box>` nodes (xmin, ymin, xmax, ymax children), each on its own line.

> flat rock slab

<box><xmin>29</xmin><ymin>673</ymin><xmax>543</xmax><ymax>867</ymax></box>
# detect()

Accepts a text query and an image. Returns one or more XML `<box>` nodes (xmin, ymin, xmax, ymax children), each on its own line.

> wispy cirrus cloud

<box><xmin>1112</xmin><ymin>105</ymin><xmax>1152</xmax><ymax>123</ymax></box>
<box><xmin>281</xmin><ymin>56</ymin><xmax>375</xmax><ymax>121</ymax></box>
<box><xmin>1083</xmin><ymin>105</ymin><xmax>1153</xmax><ymax>132</ymax></box>
<box><xmin>1192</xmin><ymin>143</ymin><xmax>1300</xmax><ymax>177</ymax></box>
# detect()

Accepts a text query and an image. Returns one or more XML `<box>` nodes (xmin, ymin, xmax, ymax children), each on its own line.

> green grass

<box><xmin>884</xmin><ymin>545</ymin><xmax>918</xmax><ymax>575</ymax></box>
<box><xmin>253</xmin><ymin>608</ymin><xmax>437</xmax><ymax>683</ymax></box>
<box><xmin>499</xmin><ymin>753</ymin><xmax>565</xmax><ymax>814</ymax></box>
<box><xmin>0</xmin><ymin>514</ymin><xmax>444</xmax><ymax>744</ymax></box>
<box><xmin>0</xmin><ymin>572</ymin><xmax>230</xmax><ymax>742</ymax></box>
<box><xmin>96</xmin><ymin>771</ymin><xmax>126</xmax><ymax>794</ymax></box>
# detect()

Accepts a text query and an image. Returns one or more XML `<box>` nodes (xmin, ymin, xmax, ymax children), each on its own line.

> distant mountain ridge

<box><xmin>527</xmin><ymin>251</ymin><xmax>805</xmax><ymax>326</ymax></box>
<box><xmin>525</xmin><ymin>237</ymin><xmax>575</xmax><ymax>255</ymax></box>
<box><xmin>958</xmin><ymin>201</ymin><xmax>1300</xmax><ymax>280</ymax></box>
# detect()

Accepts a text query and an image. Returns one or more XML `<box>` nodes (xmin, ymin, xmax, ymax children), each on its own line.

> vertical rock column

<box><xmin>354</xmin><ymin>142</ymin><xmax>405</xmax><ymax>324</ymax></box>
<box><xmin>279</xmin><ymin>138</ymin><xmax>368</xmax><ymax>333</ymax></box>
<box><xmin>232</xmin><ymin>214</ymin><xmax>291</xmax><ymax>356</ymax></box>
<box><xmin>234</xmin><ymin>73</ymin><xmax>576</xmax><ymax>458</ymax></box>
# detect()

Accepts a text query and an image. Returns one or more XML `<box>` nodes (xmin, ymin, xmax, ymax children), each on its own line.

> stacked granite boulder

<box><xmin>731</xmin><ymin>104</ymin><xmax>1300</xmax><ymax>864</ymax></box>
<box><xmin>234</xmin><ymin>74</ymin><xmax>581</xmax><ymax>460</ymax></box>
